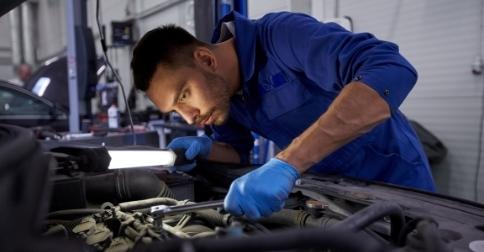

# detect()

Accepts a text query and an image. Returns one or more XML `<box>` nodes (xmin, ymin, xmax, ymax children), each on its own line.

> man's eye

<box><xmin>179</xmin><ymin>91</ymin><xmax>188</xmax><ymax>102</ymax></box>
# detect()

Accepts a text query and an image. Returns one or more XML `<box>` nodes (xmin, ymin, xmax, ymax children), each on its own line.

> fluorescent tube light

<box><xmin>107</xmin><ymin>149</ymin><xmax>176</xmax><ymax>169</ymax></box>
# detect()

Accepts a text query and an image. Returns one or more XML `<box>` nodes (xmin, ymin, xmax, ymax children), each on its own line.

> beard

<box><xmin>199</xmin><ymin>69</ymin><xmax>232</xmax><ymax>125</ymax></box>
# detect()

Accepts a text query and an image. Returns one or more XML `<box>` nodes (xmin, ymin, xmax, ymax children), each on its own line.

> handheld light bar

<box><xmin>107</xmin><ymin>149</ymin><xmax>176</xmax><ymax>169</ymax></box>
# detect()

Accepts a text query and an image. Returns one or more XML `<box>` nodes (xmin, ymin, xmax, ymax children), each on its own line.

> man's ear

<box><xmin>193</xmin><ymin>47</ymin><xmax>217</xmax><ymax>72</ymax></box>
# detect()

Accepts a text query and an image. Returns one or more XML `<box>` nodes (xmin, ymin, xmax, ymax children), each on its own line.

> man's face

<box><xmin>18</xmin><ymin>64</ymin><xmax>32</xmax><ymax>82</ymax></box>
<box><xmin>147</xmin><ymin>64</ymin><xmax>232</xmax><ymax>126</ymax></box>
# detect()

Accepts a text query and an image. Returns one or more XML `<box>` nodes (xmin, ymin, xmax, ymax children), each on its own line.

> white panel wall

<box><xmin>0</xmin><ymin>13</ymin><xmax>13</xmax><ymax>79</ymax></box>
<box><xmin>36</xmin><ymin>0</ymin><xmax>66</xmax><ymax>61</ymax></box>
<box><xmin>248</xmin><ymin>0</ymin><xmax>290</xmax><ymax>19</ymax></box>
<box><xmin>139</xmin><ymin>1</ymin><xmax>195</xmax><ymax>35</ymax></box>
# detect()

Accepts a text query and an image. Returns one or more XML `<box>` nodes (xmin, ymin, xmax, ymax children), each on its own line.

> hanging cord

<box><xmin>96</xmin><ymin>0</ymin><xmax>136</xmax><ymax>145</ymax></box>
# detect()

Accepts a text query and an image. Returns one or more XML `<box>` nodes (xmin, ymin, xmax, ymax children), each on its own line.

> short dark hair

<box><xmin>131</xmin><ymin>25</ymin><xmax>207</xmax><ymax>91</ymax></box>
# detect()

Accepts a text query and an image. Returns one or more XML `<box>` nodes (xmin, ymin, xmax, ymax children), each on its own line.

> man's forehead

<box><xmin>147</xmin><ymin>65</ymin><xmax>184</xmax><ymax>112</ymax></box>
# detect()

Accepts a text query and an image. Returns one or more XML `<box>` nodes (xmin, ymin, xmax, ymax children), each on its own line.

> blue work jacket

<box><xmin>210</xmin><ymin>11</ymin><xmax>436</xmax><ymax>192</ymax></box>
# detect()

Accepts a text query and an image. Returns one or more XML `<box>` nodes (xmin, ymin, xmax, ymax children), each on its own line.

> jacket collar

<box><xmin>211</xmin><ymin>11</ymin><xmax>257</xmax><ymax>84</ymax></box>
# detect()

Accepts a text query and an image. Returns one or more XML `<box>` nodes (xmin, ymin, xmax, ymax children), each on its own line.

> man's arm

<box><xmin>206</xmin><ymin>81</ymin><xmax>391</xmax><ymax>167</ymax></box>
<box><xmin>207</xmin><ymin>141</ymin><xmax>241</xmax><ymax>163</ymax></box>
<box><xmin>277</xmin><ymin>81</ymin><xmax>391</xmax><ymax>173</ymax></box>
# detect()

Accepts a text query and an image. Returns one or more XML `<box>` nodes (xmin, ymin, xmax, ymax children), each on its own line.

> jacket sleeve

<box><xmin>258</xmin><ymin>12</ymin><xmax>418</xmax><ymax>111</ymax></box>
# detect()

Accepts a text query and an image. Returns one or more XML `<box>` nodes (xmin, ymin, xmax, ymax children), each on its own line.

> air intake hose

<box><xmin>85</xmin><ymin>169</ymin><xmax>175</xmax><ymax>204</ymax></box>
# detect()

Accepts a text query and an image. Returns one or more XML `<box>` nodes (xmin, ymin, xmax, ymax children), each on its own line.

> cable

<box><xmin>475</xmin><ymin>0</ymin><xmax>484</xmax><ymax>202</ymax></box>
<box><xmin>96</xmin><ymin>0</ymin><xmax>137</xmax><ymax>145</ymax></box>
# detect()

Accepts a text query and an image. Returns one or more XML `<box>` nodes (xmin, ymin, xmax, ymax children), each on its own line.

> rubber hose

<box><xmin>334</xmin><ymin>201</ymin><xmax>404</xmax><ymax>243</ymax></box>
<box><xmin>260</xmin><ymin>209</ymin><xmax>340</xmax><ymax>229</ymax></box>
<box><xmin>85</xmin><ymin>169</ymin><xmax>174</xmax><ymax>204</ymax></box>
<box><xmin>259</xmin><ymin>209</ymin><xmax>310</xmax><ymax>228</ymax></box>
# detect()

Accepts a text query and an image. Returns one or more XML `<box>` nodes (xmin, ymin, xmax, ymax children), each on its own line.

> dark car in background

<box><xmin>0</xmin><ymin>80</ymin><xmax>68</xmax><ymax>131</ymax></box>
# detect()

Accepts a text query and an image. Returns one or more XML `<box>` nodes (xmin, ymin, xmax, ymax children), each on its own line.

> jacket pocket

<box><xmin>260</xmin><ymin>78</ymin><xmax>311</xmax><ymax>120</ymax></box>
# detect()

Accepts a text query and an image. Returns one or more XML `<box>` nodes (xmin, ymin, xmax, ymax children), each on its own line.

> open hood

<box><xmin>0</xmin><ymin>0</ymin><xmax>25</xmax><ymax>17</ymax></box>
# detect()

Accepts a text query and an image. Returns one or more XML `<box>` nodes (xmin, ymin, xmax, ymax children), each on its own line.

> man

<box><xmin>131</xmin><ymin>11</ymin><xmax>435</xmax><ymax>219</ymax></box>
<box><xmin>9</xmin><ymin>63</ymin><xmax>32</xmax><ymax>86</ymax></box>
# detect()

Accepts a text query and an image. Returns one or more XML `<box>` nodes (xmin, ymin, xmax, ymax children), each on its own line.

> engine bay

<box><xmin>2</xmin><ymin>124</ymin><xmax>484</xmax><ymax>252</ymax></box>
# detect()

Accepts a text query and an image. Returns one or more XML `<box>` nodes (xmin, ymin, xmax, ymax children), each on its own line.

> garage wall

<box><xmin>36</xmin><ymin>0</ymin><xmax>66</xmax><ymax>61</ymax></box>
<box><xmin>0</xmin><ymin>14</ymin><xmax>13</xmax><ymax>80</ymax></box>
<box><xmin>248</xmin><ymin>0</ymin><xmax>290</xmax><ymax>18</ymax></box>
<box><xmin>249</xmin><ymin>0</ymin><xmax>484</xmax><ymax>202</ymax></box>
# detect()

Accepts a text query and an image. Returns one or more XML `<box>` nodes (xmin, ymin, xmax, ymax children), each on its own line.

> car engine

<box><xmin>1</xmin><ymin>124</ymin><xmax>483</xmax><ymax>252</ymax></box>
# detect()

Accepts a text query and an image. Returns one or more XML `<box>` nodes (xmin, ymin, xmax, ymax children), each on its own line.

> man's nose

<box><xmin>176</xmin><ymin>105</ymin><xmax>200</xmax><ymax>125</ymax></box>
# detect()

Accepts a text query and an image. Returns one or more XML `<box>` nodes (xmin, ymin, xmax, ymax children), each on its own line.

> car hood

<box><xmin>1</xmin><ymin>0</ymin><xmax>25</xmax><ymax>17</ymax></box>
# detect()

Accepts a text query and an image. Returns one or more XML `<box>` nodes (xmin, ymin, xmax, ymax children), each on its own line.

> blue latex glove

<box><xmin>224</xmin><ymin>158</ymin><xmax>300</xmax><ymax>219</ymax></box>
<box><xmin>167</xmin><ymin>135</ymin><xmax>213</xmax><ymax>172</ymax></box>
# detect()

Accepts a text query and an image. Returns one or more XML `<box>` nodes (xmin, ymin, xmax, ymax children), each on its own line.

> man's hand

<box><xmin>167</xmin><ymin>136</ymin><xmax>212</xmax><ymax>172</ymax></box>
<box><xmin>224</xmin><ymin>158</ymin><xmax>300</xmax><ymax>219</ymax></box>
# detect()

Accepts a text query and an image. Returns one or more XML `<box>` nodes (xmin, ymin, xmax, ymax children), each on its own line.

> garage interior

<box><xmin>1</xmin><ymin>1</ymin><xmax>484</xmax><ymax>251</ymax></box>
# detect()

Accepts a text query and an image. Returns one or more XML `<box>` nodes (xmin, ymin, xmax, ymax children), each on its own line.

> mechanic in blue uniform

<box><xmin>131</xmin><ymin>11</ymin><xmax>436</xmax><ymax>219</ymax></box>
